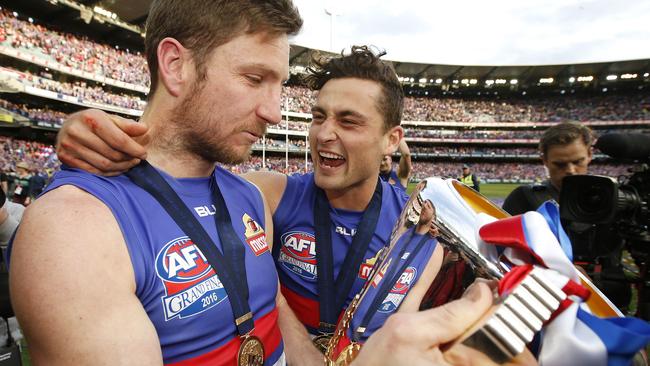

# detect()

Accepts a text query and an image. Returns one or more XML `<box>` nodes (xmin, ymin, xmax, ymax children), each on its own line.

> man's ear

<box><xmin>541</xmin><ymin>152</ymin><xmax>549</xmax><ymax>169</ymax></box>
<box><xmin>383</xmin><ymin>126</ymin><xmax>404</xmax><ymax>155</ymax></box>
<box><xmin>157</xmin><ymin>37</ymin><xmax>192</xmax><ymax>98</ymax></box>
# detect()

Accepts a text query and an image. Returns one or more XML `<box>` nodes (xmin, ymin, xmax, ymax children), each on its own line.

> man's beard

<box><xmin>168</xmin><ymin>83</ymin><xmax>260</xmax><ymax>165</ymax></box>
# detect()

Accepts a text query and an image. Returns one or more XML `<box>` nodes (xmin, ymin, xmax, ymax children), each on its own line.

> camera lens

<box><xmin>577</xmin><ymin>185</ymin><xmax>609</xmax><ymax>213</ymax></box>
<box><xmin>560</xmin><ymin>175</ymin><xmax>618</xmax><ymax>224</ymax></box>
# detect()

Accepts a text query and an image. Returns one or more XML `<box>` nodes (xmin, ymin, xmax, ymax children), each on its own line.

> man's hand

<box><xmin>56</xmin><ymin>109</ymin><xmax>149</xmax><ymax>175</ymax></box>
<box><xmin>352</xmin><ymin>282</ymin><xmax>534</xmax><ymax>366</ymax></box>
<box><xmin>276</xmin><ymin>292</ymin><xmax>323</xmax><ymax>366</ymax></box>
<box><xmin>396</xmin><ymin>138</ymin><xmax>412</xmax><ymax>187</ymax></box>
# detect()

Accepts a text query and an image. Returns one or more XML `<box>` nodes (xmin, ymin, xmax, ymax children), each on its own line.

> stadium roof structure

<box><xmin>288</xmin><ymin>45</ymin><xmax>650</xmax><ymax>95</ymax></box>
<box><xmin>288</xmin><ymin>45</ymin><xmax>650</xmax><ymax>83</ymax></box>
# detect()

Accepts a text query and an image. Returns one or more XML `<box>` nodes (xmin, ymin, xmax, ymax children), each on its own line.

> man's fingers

<box><xmin>109</xmin><ymin>115</ymin><xmax>148</xmax><ymax>137</ymax></box>
<box><xmin>69</xmin><ymin>130</ymin><xmax>135</xmax><ymax>163</ymax></box>
<box><xmin>61</xmin><ymin>142</ymin><xmax>140</xmax><ymax>174</ymax></box>
<box><xmin>414</xmin><ymin>282</ymin><xmax>493</xmax><ymax>347</ymax></box>
<box><xmin>81</xmin><ymin>113</ymin><xmax>147</xmax><ymax>159</ymax></box>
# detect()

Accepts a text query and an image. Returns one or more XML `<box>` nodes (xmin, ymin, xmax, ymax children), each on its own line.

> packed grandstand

<box><xmin>0</xmin><ymin>4</ymin><xmax>648</xmax><ymax>193</ymax></box>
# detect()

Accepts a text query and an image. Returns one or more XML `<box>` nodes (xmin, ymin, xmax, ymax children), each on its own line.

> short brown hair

<box><xmin>539</xmin><ymin>122</ymin><xmax>594</xmax><ymax>156</ymax></box>
<box><xmin>145</xmin><ymin>0</ymin><xmax>302</xmax><ymax>99</ymax></box>
<box><xmin>303</xmin><ymin>45</ymin><xmax>404</xmax><ymax>130</ymax></box>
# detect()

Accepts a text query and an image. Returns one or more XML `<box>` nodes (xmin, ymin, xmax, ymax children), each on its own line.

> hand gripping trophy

<box><xmin>323</xmin><ymin>178</ymin><xmax>649</xmax><ymax>365</ymax></box>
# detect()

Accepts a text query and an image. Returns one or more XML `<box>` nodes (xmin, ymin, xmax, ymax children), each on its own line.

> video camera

<box><xmin>560</xmin><ymin>133</ymin><xmax>650</xmax><ymax>250</ymax></box>
<box><xmin>560</xmin><ymin>132</ymin><xmax>650</xmax><ymax>317</ymax></box>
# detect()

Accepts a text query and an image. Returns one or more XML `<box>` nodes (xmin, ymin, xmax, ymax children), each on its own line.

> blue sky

<box><xmin>290</xmin><ymin>0</ymin><xmax>650</xmax><ymax>66</ymax></box>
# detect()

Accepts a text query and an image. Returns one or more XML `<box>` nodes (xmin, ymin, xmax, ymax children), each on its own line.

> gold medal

<box><xmin>237</xmin><ymin>335</ymin><xmax>265</xmax><ymax>366</ymax></box>
<box><xmin>312</xmin><ymin>333</ymin><xmax>333</xmax><ymax>354</ymax></box>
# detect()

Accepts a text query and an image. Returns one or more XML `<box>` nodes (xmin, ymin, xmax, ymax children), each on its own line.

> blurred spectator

<box><xmin>458</xmin><ymin>163</ymin><xmax>480</xmax><ymax>192</ymax></box>
<box><xmin>5</xmin><ymin>161</ymin><xmax>31</xmax><ymax>205</ymax></box>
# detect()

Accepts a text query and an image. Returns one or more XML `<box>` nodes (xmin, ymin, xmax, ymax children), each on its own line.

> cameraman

<box><xmin>502</xmin><ymin>122</ymin><xmax>631</xmax><ymax>311</ymax></box>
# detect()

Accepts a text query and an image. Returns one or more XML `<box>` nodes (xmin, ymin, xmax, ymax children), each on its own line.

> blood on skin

<box><xmin>83</xmin><ymin>116</ymin><xmax>99</xmax><ymax>130</ymax></box>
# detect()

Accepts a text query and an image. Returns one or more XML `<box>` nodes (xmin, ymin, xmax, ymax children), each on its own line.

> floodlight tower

<box><xmin>324</xmin><ymin>7</ymin><xmax>340</xmax><ymax>51</ymax></box>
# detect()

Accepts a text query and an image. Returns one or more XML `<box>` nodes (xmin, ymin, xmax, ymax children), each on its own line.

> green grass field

<box><xmin>407</xmin><ymin>182</ymin><xmax>521</xmax><ymax>203</ymax></box>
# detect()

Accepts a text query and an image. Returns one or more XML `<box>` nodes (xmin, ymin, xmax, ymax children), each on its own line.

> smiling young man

<box><xmin>247</xmin><ymin>48</ymin><xmax>441</xmax><ymax>342</ymax></box>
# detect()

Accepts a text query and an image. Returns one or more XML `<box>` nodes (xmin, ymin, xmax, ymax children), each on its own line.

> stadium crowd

<box><xmin>410</xmin><ymin>146</ymin><xmax>539</xmax><ymax>156</ymax></box>
<box><xmin>0</xmin><ymin>7</ymin><xmax>642</xmax><ymax>207</ymax></box>
<box><xmin>1</xmin><ymin>98</ymin><xmax>66</xmax><ymax>128</ymax></box>
<box><xmin>0</xmin><ymin>137</ymin><xmax>633</xmax><ymax>193</ymax></box>
<box><xmin>408</xmin><ymin>161</ymin><xmax>630</xmax><ymax>182</ymax></box>
<box><xmin>279</xmin><ymin>84</ymin><xmax>650</xmax><ymax>122</ymax></box>
<box><xmin>402</xmin><ymin>94</ymin><xmax>650</xmax><ymax>122</ymax></box>
<box><xmin>0</xmin><ymin>9</ymin><xmax>149</xmax><ymax>87</ymax></box>
<box><xmin>2</xmin><ymin>9</ymin><xmax>650</xmax><ymax>125</ymax></box>
<box><xmin>3</xmin><ymin>67</ymin><xmax>146</xmax><ymax>111</ymax></box>
<box><xmin>0</xmin><ymin>136</ymin><xmax>58</xmax><ymax>174</ymax></box>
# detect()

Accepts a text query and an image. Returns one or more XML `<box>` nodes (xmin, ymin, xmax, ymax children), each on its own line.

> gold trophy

<box><xmin>323</xmin><ymin>178</ymin><xmax>621</xmax><ymax>365</ymax></box>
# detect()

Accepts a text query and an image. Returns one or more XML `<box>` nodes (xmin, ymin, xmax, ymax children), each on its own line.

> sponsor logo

<box><xmin>278</xmin><ymin>231</ymin><xmax>317</xmax><ymax>281</ymax></box>
<box><xmin>371</xmin><ymin>258</ymin><xmax>391</xmax><ymax>288</ymax></box>
<box><xmin>335</xmin><ymin>226</ymin><xmax>357</xmax><ymax>236</ymax></box>
<box><xmin>194</xmin><ymin>204</ymin><xmax>217</xmax><ymax>217</ymax></box>
<box><xmin>242</xmin><ymin>214</ymin><xmax>268</xmax><ymax>256</ymax></box>
<box><xmin>378</xmin><ymin>266</ymin><xmax>418</xmax><ymax>313</ymax></box>
<box><xmin>155</xmin><ymin>237</ymin><xmax>227</xmax><ymax>320</ymax></box>
<box><xmin>359</xmin><ymin>253</ymin><xmax>380</xmax><ymax>280</ymax></box>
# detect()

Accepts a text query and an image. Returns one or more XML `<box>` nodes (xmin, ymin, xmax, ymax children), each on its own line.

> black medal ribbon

<box><xmin>126</xmin><ymin>161</ymin><xmax>254</xmax><ymax>336</ymax></box>
<box><xmin>353</xmin><ymin>231</ymin><xmax>431</xmax><ymax>341</ymax></box>
<box><xmin>314</xmin><ymin>178</ymin><xmax>383</xmax><ymax>333</ymax></box>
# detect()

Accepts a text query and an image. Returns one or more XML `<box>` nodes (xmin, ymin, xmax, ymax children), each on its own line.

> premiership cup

<box><xmin>324</xmin><ymin>177</ymin><xmax>621</xmax><ymax>365</ymax></box>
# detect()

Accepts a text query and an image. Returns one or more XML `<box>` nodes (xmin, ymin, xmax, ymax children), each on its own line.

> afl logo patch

<box><xmin>378</xmin><ymin>266</ymin><xmax>417</xmax><ymax>314</ymax></box>
<box><xmin>155</xmin><ymin>237</ymin><xmax>227</xmax><ymax>321</ymax></box>
<box><xmin>278</xmin><ymin>231</ymin><xmax>317</xmax><ymax>281</ymax></box>
<box><xmin>391</xmin><ymin>267</ymin><xmax>417</xmax><ymax>295</ymax></box>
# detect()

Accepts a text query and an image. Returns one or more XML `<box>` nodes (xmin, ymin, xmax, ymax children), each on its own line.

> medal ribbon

<box><xmin>314</xmin><ymin>178</ymin><xmax>383</xmax><ymax>333</ymax></box>
<box><xmin>353</xmin><ymin>231</ymin><xmax>432</xmax><ymax>341</ymax></box>
<box><xmin>126</xmin><ymin>161</ymin><xmax>255</xmax><ymax>336</ymax></box>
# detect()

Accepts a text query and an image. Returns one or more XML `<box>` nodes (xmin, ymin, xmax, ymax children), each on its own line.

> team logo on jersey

<box><xmin>242</xmin><ymin>214</ymin><xmax>268</xmax><ymax>256</ymax></box>
<box><xmin>371</xmin><ymin>258</ymin><xmax>392</xmax><ymax>288</ymax></box>
<box><xmin>155</xmin><ymin>236</ymin><xmax>228</xmax><ymax>321</ymax></box>
<box><xmin>278</xmin><ymin>231</ymin><xmax>317</xmax><ymax>281</ymax></box>
<box><xmin>359</xmin><ymin>253</ymin><xmax>380</xmax><ymax>280</ymax></box>
<box><xmin>378</xmin><ymin>267</ymin><xmax>418</xmax><ymax>313</ymax></box>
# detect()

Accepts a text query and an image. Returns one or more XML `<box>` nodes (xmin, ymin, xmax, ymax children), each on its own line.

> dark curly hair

<box><xmin>303</xmin><ymin>45</ymin><xmax>404</xmax><ymax>130</ymax></box>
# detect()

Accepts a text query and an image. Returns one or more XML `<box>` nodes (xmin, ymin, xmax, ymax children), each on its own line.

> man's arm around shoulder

<box><xmin>10</xmin><ymin>186</ymin><xmax>162</xmax><ymax>365</ymax></box>
<box><xmin>242</xmin><ymin>171</ymin><xmax>288</xmax><ymax>214</ymax></box>
<box><xmin>397</xmin><ymin>139</ymin><xmax>412</xmax><ymax>188</ymax></box>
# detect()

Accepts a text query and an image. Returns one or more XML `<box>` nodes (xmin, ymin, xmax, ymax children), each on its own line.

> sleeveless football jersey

<box><xmin>44</xmin><ymin>166</ymin><xmax>283</xmax><ymax>365</ymax></box>
<box><xmin>273</xmin><ymin>173</ymin><xmax>432</xmax><ymax>336</ymax></box>
<box><xmin>347</xmin><ymin>227</ymin><xmax>438</xmax><ymax>341</ymax></box>
<box><xmin>379</xmin><ymin>169</ymin><xmax>406</xmax><ymax>191</ymax></box>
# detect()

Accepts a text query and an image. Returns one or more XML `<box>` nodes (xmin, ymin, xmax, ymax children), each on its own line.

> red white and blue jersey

<box><xmin>347</xmin><ymin>227</ymin><xmax>438</xmax><ymax>341</ymax></box>
<box><xmin>45</xmin><ymin>166</ymin><xmax>283</xmax><ymax>366</ymax></box>
<box><xmin>273</xmin><ymin>173</ymin><xmax>426</xmax><ymax>335</ymax></box>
